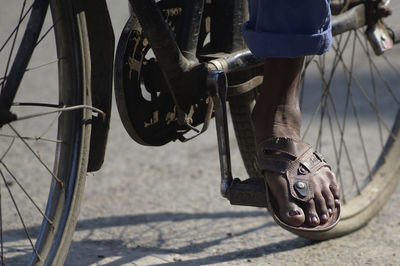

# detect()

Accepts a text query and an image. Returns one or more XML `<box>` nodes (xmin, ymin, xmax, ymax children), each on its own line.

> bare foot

<box><xmin>252</xmin><ymin>57</ymin><xmax>340</xmax><ymax>228</ymax></box>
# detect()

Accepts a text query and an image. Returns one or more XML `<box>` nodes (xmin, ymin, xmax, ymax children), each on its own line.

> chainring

<box><xmin>115</xmin><ymin>0</ymin><xmax>209</xmax><ymax>146</ymax></box>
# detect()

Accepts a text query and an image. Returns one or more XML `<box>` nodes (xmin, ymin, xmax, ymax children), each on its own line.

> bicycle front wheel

<box><xmin>0</xmin><ymin>0</ymin><xmax>91</xmax><ymax>264</ymax></box>
<box><xmin>229</xmin><ymin>5</ymin><xmax>400</xmax><ymax>240</ymax></box>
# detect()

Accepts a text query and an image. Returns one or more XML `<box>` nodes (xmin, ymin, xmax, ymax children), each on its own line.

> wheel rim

<box><xmin>0</xmin><ymin>1</ymin><xmax>86</xmax><ymax>264</ymax></box>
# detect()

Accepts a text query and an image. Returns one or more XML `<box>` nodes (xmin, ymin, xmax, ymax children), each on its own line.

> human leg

<box><xmin>252</xmin><ymin>57</ymin><xmax>340</xmax><ymax>228</ymax></box>
<box><xmin>243</xmin><ymin>0</ymin><xmax>340</xmax><ymax>229</ymax></box>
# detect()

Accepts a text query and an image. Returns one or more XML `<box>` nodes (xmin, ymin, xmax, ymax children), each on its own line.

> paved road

<box><xmin>1</xmin><ymin>1</ymin><xmax>400</xmax><ymax>265</ymax></box>
<box><xmin>66</xmin><ymin>2</ymin><xmax>400</xmax><ymax>265</ymax></box>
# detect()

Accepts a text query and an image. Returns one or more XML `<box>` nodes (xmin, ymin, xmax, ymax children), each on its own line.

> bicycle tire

<box><xmin>0</xmin><ymin>0</ymin><xmax>91</xmax><ymax>264</ymax></box>
<box><xmin>229</xmin><ymin>15</ymin><xmax>400</xmax><ymax>240</ymax></box>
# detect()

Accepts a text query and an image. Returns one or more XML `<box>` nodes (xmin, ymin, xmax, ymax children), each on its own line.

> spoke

<box><xmin>325</xmin><ymin>36</ymin><xmax>371</xmax><ymax>194</ymax></box>
<box><xmin>38</xmin><ymin>112</ymin><xmax>61</xmax><ymax>141</ymax></box>
<box><xmin>335</xmin><ymin>32</ymin><xmax>358</xmax><ymax>196</ymax></box>
<box><xmin>325</xmin><ymin>31</ymin><xmax>399</xmax><ymax>193</ymax></box>
<box><xmin>308</xmin><ymin>36</ymin><xmax>345</xmax><ymax>147</ymax></box>
<box><xmin>316</xmin><ymin>56</ymin><xmax>329</xmax><ymax>151</ymax></box>
<box><xmin>325</xmin><ymin>102</ymin><xmax>339</xmax><ymax>172</ymax></box>
<box><xmin>347</xmin><ymin>72</ymin><xmax>397</xmax><ymax>139</ymax></box>
<box><xmin>1</xmin><ymin>56</ymin><xmax>64</xmax><ymax>84</ymax></box>
<box><xmin>25</xmin><ymin>59</ymin><xmax>59</xmax><ymax>72</ymax></box>
<box><xmin>348</xmin><ymin>85</ymin><xmax>372</xmax><ymax>180</ymax></box>
<box><xmin>333</xmin><ymin>46</ymin><xmax>354</xmax><ymax>186</ymax></box>
<box><xmin>1</xmin><ymin>0</ymin><xmax>28</xmax><ymax>89</ymax></box>
<box><xmin>0</xmin><ymin>162</ymin><xmax>54</xmax><ymax>226</ymax></box>
<box><xmin>0</xmin><ymin>3</ymin><xmax>33</xmax><ymax>54</ymax></box>
<box><xmin>325</xmin><ymin>100</ymin><xmax>357</xmax><ymax>201</ymax></box>
<box><xmin>0</xmin><ymin>137</ymin><xmax>16</xmax><ymax>162</ymax></box>
<box><xmin>326</xmin><ymin>93</ymin><xmax>361</xmax><ymax>198</ymax></box>
<box><xmin>327</xmin><ymin>93</ymin><xmax>361</xmax><ymax>197</ymax></box>
<box><xmin>0</xmin><ymin>133</ymin><xmax>61</xmax><ymax>144</ymax></box>
<box><xmin>311</xmin><ymin>32</ymin><xmax>361</xmax><ymax>197</ymax></box>
<box><xmin>14</xmin><ymin>105</ymin><xmax>105</xmax><ymax>122</ymax></box>
<box><xmin>0</xmin><ymin>169</ymin><xmax>42</xmax><ymax>261</ymax></box>
<box><xmin>302</xmin><ymin>32</ymin><xmax>352</xmax><ymax>138</ymax></box>
<box><xmin>355</xmin><ymin>33</ymin><xmax>400</xmax><ymax>106</ymax></box>
<box><xmin>318</xmin><ymin>54</ymin><xmax>361</xmax><ymax>199</ymax></box>
<box><xmin>7</xmin><ymin>124</ymin><xmax>63</xmax><ymax>185</ymax></box>
<box><xmin>365</xmin><ymin>36</ymin><xmax>385</xmax><ymax>154</ymax></box>
<box><xmin>35</xmin><ymin>16</ymin><xmax>61</xmax><ymax>48</ymax></box>
<box><xmin>316</xmin><ymin>34</ymin><xmax>346</xmax><ymax>150</ymax></box>
<box><xmin>382</xmin><ymin>54</ymin><xmax>400</xmax><ymax>77</ymax></box>
<box><xmin>331</xmin><ymin>39</ymin><xmax>398</xmax><ymax>141</ymax></box>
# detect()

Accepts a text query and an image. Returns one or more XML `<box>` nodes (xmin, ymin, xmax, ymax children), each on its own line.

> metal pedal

<box><xmin>228</xmin><ymin>178</ymin><xmax>267</xmax><ymax>208</ymax></box>
<box><xmin>207</xmin><ymin>70</ymin><xmax>267</xmax><ymax>208</ymax></box>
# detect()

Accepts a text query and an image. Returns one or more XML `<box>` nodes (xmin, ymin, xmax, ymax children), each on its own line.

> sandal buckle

<box><xmin>298</xmin><ymin>164</ymin><xmax>309</xmax><ymax>175</ymax></box>
<box><xmin>294</xmin><ymin>181</ymin><xmax>308</xmax><ymax>198</ymax></box>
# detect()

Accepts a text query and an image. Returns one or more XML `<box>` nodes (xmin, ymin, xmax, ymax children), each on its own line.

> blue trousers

<box><xmin>242</xmin><ymin>0</ymin><xmax>332</xmax><ymax>58</ymax></box>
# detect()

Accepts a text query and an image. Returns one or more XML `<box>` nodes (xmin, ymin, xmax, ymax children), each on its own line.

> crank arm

<box><xmin>207</xmin><ymin>71</ymin><xmax>233</xmax><ymax>197</ymax></box>
<box><xmin>207</xmin><ymin>70</ymin><xmax>267</xmax><ymax>208</ymax></box>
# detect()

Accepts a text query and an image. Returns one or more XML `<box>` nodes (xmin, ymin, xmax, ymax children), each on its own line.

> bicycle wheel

<box><xmin>0</xmin><ymin>0</ymin><xmax>91</xmax><ymax>264</ymax></box>
<box><xmin>229</xmin><ymin>6</ymin><xmax>400</xmax><ymax>240</ymax></box>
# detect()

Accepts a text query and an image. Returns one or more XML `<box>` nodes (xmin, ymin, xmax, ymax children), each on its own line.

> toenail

<box><xmin>289</xmin><ymin>210</ymin><xmax>300</xmax><ymax>216</ymax></box>
<box><xmin>311</xmin><ymin>216</ymin><xmax>318</xmax><ymax>223</ymax></box>
<box><xmin>321</xmin><ymin>214</ymin><xmax>328</xmax><ymax>221</ymax></box>
<box><xmin>328</xmin><ymin>208</ymin><xmax>333</xmax><ymax>215</ymax></box>
<box><xmin>335</xmin><ymin>199</ymin><xmax>341</xmax><ymax>205</ymax></box>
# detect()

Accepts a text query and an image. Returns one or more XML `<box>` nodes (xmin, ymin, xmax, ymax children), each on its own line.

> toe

<box><xmin>330</xmin><ymin>184</ymin><xmax>340</xmax><ymax>198</ymax></box>
<box><xmin>280</xmin><ymin>201</ymin><xmax>305</xmax><ymax>227</ymax></box>
<box><xmin>330</xmin><ymin>184</ymin><xmax>341</xmax><ymax>207</ymax></box>
<box><xmin>328</xmin><ymin>172</ymin><xmax>340</xmax><ymax>200</ymax></box>
<box><xmin>322</xmin><ymin>189</ymin><xmax>335</xmax><ymax>216</ymax></box>
<box><xmin>266</xmin><ymin>172</ymin><xmax>306</xmax><ymax>227</ymax></box>
<box><xmin>315</xmin><ymin>193</ymin><xmax>329</xmax><ymax>223</ymax></box>
<box><xmin>305</xmin><ymin>199</ymin><xmax>320</xmax><ymax>226</ymax></box>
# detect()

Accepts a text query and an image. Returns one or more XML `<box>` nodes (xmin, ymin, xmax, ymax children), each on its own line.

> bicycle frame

<box><xmin>126</xmin><ymin>0</ymin><xmax>400</xmax><ymax>206</ymax></box>
<box><xmin>127</xmin><ymin>0</ymin><xmax>399</xmax><ymax>101</ymax></box>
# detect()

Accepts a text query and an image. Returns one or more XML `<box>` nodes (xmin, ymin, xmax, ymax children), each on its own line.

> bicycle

<box><xmin>0</xmin><ymin>0</ymin><xmax>399</xmax><ymax>264</ymax></box>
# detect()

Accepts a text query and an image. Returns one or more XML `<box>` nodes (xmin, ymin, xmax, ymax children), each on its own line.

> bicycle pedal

<box><xmin>227</xmin><ymin>178</ymin><xmax>267</xmax><ymax>208</ymax></box>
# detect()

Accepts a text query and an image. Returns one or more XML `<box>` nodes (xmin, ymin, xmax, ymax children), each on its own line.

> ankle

<box><xmin>252</xmin><ymin>104</ymin><xmax>301</xmax><ymax>142</ymax></box>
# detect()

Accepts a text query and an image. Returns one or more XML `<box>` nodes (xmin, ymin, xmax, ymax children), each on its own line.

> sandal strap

<box><xmin>256</xmin><ymin>138</ymin><xmax>311</xmax><ymax>174</ymax></box>
<box><xmin>257</xmin><ymin>137</ymin><xmax>331</xmax><ymax>202</ymax></box>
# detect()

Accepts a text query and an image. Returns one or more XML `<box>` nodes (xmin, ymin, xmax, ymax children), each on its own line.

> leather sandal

<box><xmin>257</xmin><ymin>137</ymin><xmax>340</xmax><ymax>232</ymax></box>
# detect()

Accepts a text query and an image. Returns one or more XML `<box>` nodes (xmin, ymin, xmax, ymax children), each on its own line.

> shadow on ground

<box><xmin>62</xmin><ymin>211</ymin><xmax>311</xmax><ymax>265</ymax></box>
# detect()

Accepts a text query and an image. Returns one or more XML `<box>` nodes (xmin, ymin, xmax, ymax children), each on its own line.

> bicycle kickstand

<box><xmin>207</xmin><ymin>70</ymin><xmax>268</xmax><ymax>208</ymax></box>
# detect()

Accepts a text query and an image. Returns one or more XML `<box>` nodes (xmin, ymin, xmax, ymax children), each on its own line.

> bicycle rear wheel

<box><xmin>229</xmin><ymin>5</ymin><xmax>400</xmax><ymax>240</ymax></box>
<box><xmin>0</xmin><ymin>0</ymin><xmax>91</xmax><ymax>264</ymax></box>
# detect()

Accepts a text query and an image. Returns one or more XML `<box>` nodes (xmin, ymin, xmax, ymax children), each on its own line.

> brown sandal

<box><xmin>257</xmin><ymin>137</ymin><xmax>340</xmax><ymax>232</ymax></box>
